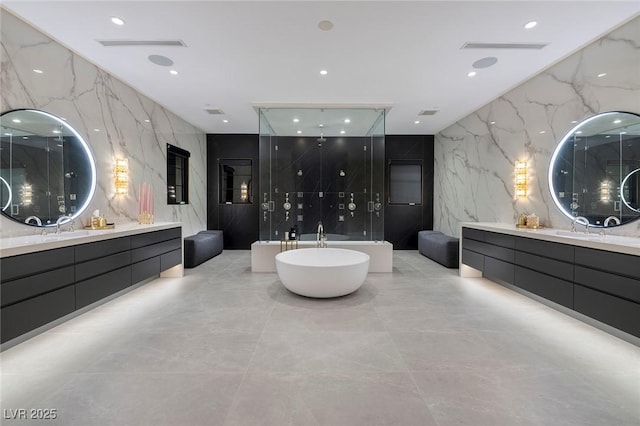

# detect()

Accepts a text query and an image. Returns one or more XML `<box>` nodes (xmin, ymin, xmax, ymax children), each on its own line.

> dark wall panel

<box><xmin>207</xmin><ymin>134</ymin><xmax>260</xmax><ymax>249</ymax></box>
<box><xmin>207</xmin><ymin>133</ymin><xmax>434</xmax><ymax>250</ymax></box>
<box><xmin>384</xmin><ymin>135</ymin><xmax>434</xmax><ymax>249</ymax></box>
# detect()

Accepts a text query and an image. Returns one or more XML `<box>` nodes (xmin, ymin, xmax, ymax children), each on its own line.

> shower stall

<box><xmin>259</xmin><ymin>107</ymin><xmax>385</xmax><ymax>241</ymax></box>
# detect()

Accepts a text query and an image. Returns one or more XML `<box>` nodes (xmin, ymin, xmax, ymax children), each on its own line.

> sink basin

<box><xmin>40</xmin><ymin>230</ymin><xmax>91</xmax><ymax>241</ymax></box>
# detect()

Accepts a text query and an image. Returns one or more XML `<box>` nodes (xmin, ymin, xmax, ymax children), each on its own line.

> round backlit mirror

<box><xmin>0</xmin><ymin>109</ymin><xmax>96</xmax><ymax>227</ymax></box>
<box><xmin>549</xmin><ymin>111</ymin><xmax>640</xmax><ymax>227</ymax></box>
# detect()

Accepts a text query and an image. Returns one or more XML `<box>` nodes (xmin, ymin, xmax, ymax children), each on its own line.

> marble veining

<box><xmin>435</xmin><ymin>16</ymin><xmax>640</xmax><ymax>238</ymax></box>
<box><xmin>0</xmin><ymin>9</ymin><xmax>206</xmax><ymax>239</ymax></box>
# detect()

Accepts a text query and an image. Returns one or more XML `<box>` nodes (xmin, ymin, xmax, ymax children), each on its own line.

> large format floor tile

<box><xmin>1</xmin><ymin>250</ymin><xmax>638</xmax><ymax>426</ymax></box>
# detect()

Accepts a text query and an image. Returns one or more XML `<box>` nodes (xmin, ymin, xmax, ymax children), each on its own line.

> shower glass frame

<box><xmin>258</xmin><ymin>108</ymin><xmax>385</xmax><ymax>242</ymax></box>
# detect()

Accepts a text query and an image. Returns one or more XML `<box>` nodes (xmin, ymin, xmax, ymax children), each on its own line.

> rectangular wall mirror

<box><xmin>388</xmin><ymin>160</ymin><xmax>422</xmax><ymax>205</ymax></box>
<box><xmin>219</xmin><ymin>159</ymin><xmax>252</xmax><ymax>204</ymax></box>
<box><xmin>167</xmin><ymin>143</ymin><xmax>190</xmax><ymax>205</ymax></box>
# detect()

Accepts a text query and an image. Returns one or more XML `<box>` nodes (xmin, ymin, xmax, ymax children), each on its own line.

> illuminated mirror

<box><xmin>0</xmin><ymin>109</ymin><xmax>96</xmax><ymax>227</ymax></box>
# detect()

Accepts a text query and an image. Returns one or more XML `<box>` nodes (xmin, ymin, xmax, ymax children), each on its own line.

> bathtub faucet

<box><xmin>317</xmin><ymin>221</ymin><xmax>327</xmax><ymax>248</ymax></box>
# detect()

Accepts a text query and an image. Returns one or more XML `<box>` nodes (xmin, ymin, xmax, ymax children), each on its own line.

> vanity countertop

<box><xmin>0</xmin><ymin>222</ymin><xmax>182</xmax><ymax>258</ymax></box>
<box><xmin>461</xmin><ymin>222</ymin><xmax>640</xmax><ymax>257</ymax></box>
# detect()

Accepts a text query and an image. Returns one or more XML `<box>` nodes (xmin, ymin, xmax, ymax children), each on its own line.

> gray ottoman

<box><xmin>184</xmin><ymin>230</ymin><xmax>223</xmax><ymax>268</ymax></box>
<box><xmin>418</xmin><ymin>230</ymin><xmax>459</xmax><ymax>268</ymax></box>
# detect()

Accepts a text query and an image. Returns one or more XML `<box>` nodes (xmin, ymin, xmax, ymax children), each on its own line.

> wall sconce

<box><xmin>599</xmin><ymin>179</ymin><xmax>613</xmax><ymax>203</ymax></box>
<box><xmin>240</xmin><ymin>181</ymin><xmax>248</xmax><ymax>202</ymax></box>
<box><xmin>21</xmin><ymin>183</ymin><xmax>33</xmax><ymax>206</ymax></box>
<box><xmin>114</xmin><ymin>158</ymin><xmax>129</xmax><ymax>195</ymax></box>
<box><xmin>515</xmin><ymin>160</ymin><xmax>528</xmax><ymax>199</ymax></box>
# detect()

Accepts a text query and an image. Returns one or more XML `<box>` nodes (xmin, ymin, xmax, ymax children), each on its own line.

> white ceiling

<box><xmin>3</xmin><ymin>1</ymin><xmax>639</xmax><ymax>135</ymax></box>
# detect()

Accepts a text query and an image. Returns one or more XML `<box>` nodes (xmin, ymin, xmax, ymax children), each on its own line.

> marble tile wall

<box><xmin>435</xmin><ymin>16</ymin><xmax>640</xmax><ymax>238</ymax></box>
<box><xmin>0</xmin><ymin>9</ymin><xmax>207</xmax><ymax>238</ymax></box>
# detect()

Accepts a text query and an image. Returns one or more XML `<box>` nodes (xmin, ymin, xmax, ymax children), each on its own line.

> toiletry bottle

<box><xmin>290</xmin><ymin>227</ymin><xmax>296</xmax><ymax>240</ymax></box>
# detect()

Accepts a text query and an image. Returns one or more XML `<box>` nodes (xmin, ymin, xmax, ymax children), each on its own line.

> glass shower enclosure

<box><xmin>259</xmin><ymin>107</ymin><xmax>385</xmax><ymax>242</ymax></box>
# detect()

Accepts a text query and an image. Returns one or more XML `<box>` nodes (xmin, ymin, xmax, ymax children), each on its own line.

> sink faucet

<box><xmin>55</xmin><ymin>215</ymin><xmax>73</xmax><ymax>234</ymax></box>
<box><xmin>24</xmin><ymin>215</ymin><xmax>42</xmax><ymax>226</ymax></box>
<box><xmin>600</xmin><ymin>215</ymin><xmax>621</xmax><ymax>236</ymax></box>
<box><xmin>603</xmin><ymin>215</ymin><xmax>621</xmax><ymax>227</ymax></box>
<box><xmin>316</xmin><ymin>221</ymin><xmax>327</xmax><ymax>248</ymax></box>
<box><xmin>571</xmin><ymin>216</ymin><xmax>590</xmax><ymax>234</ymax></box>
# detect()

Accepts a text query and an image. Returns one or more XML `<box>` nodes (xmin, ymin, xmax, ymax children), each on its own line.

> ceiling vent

<box><xmin>96</xmin><ymin>39</ymin><xmax>187</xmax><ymax>47</ymax></box>
<box><xmin>204</xmin><ymin>108</ymin><xmax>225</xmax><ymax>115</ymax></box>
<box><xmin>419</xmin><ymin>109</ymin><xmax>439</xmax><ymax>116</ymax></box>
<box><xmin>461</xmin><ymin>42</ymin><xmax>548</xmax><ymax>50</ymax></box>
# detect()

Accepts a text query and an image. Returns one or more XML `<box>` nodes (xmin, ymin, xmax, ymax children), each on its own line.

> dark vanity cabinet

<box><xmin>462</xmin><ymin>227</ymin><xmax>640</xmax><ymax>338</ymax></box>
<box><xmin>0</xmin><ymin>227</ymin><xmax>181</xmax><ymax>344</ymax></box>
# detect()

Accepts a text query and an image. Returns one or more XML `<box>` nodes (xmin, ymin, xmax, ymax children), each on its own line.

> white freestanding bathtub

<box><xmin>275</xmin><ymin>248</ymin><xmax>370</xmax><ymax>298</ymax></box>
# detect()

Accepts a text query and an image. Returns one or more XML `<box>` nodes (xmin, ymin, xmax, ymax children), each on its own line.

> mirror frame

<box><xmin>548</xmin><ymin>110</ymin><xmax>640</xmax><ymax>227</ymax></box>
<box><xmin>0</xmin><ymin>109</ymin><xmax>97</xmax><ymax>227</ymax></box>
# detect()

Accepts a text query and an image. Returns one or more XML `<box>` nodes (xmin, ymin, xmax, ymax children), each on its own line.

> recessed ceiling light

<box><xmin>144</xmin><ymin>119</ymin><xmax>150</xmax><ymax>123</ymax></box>
<box><xmin>414</xmin><ymin>120</ymin><xmax>420</xmax><ymax>124</ymax></box>
<box><xmin>613</xmin><ymin>119</ymin><xmax>622</xmax><ymax>124</ymax></box>
<box><xmin>344</xmin><ymin>118</ymin><xmax>351</xmax><ymax>123</ymax></box>
<box><xmin>318</xmin><ymin>20</ymin><xmax>334</xmax><ymax>31</ymax></box>
<box><xmin>340</xmin><ymin>130</ymin><xmax>346</xmax><ymax>134</ymax></box>
<box><xmin>467</xmin><ymin>71</ymin><xmax>477</xmax><ymax>77</ymax></box>
<box><xmin>524</xmin><ymin>21</ymin><xmax>537</xmax><ymax>29</ymax></box>
<box><xmin>320</xmin><ymin>70</ymin><xmax>328</xmax><ymax>76</ymax></box>
<box><xmin>12</xmin><ymin>119</ymin><xmax>21</xmax><ymax>123</ymax></box>
<box><xmin>539</xmin><ymin>131</ymin><xmax>546</xmax><ymax>134</ymax></box>
<box><xmin>297</xmin><ymin>130</ymin><xmax>302</xmax><ymax>134</ymax></box>
<box><xmin>110</xmin><ymin>16</ymin><xmax>125</xmax><ymax>26</ymax></box>
<box><xmin>93</xmin><ymin>128</ymin><xmax>100</xmax><ymax>132</ymax></box>
<box><xmin>490</xmin><ymin>121</ymin><xmax>496</xmax><ymax>125</ymax></box>
<box><xmin>33</xmin><ymin>69</ymin><xmax>43</xmax><ymax>74</ymax></box>
<box><xmin>223</xmin><ymin>119</ymin><xmax>229</xmax><ymax>123</ymax></box>
<box><xmin>597</xmin><ymin>72</ymin><xmax>607</xmax><ymax>78</ymax></box>
<box><xmin>169</xmin><ymin>70</ymin><xmax>178</xmax><ymax>75</ymax></box>
<box><xmin>571</xmin><ymin>120</ymin><xmax>578</xmax><ymax>124</ymax></box>
<box><xmin>293</xmin><ymin>118</ymin><xmax>299</xmax><ymax>123</ymax></box>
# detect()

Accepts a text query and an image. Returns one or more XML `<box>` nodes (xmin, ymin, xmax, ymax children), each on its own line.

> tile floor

<box><xmin>1</xmin><ymin>250</ymin><xmax>638</xmax><ymax>426</ymax></box>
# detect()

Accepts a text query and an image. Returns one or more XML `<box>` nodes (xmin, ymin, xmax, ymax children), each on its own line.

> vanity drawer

<box><xmin>131</xmin><ymin>238</ymin><xmax>181</xmax><ymax>263</ymax></box>
<box><xmin>574</xmin><ymin>266</ymin><xmax>640</xmax><ymax>303</ymax></box>
<box><xmin>462</xmin><ymin>248</ymin><xmax>484</xmax><ymax>271</ymax></box>
<box><xmin>574</xmin><ymin>285</ymin><xmax>640</xmax><ymax>338</ymax></box>
<box><xmin>75</xmin><ymin>237</ymin><xmax>131</xmax><ymax>263</ymax></box>
<box><xmin>575</xmin><ymin>247</ymin><xmax>640</xmax><ymax>280</ymax></box>
<box><xmin>75</xmin><ymin>251</ymin><xmax>131</xmax><ymax>282</ymax></box>
<box><xmin>161</xmin><ymin>248</ymin><xmax>182</xmax><ymax>271</ymax></box>
<box><xmin>1</xmin><ymin>247</ymin><xmax>74</xmax><ymax>281</ymax></box>
<box><xmin>132</xmin><ymin>257</ymin><xmax>161</xmax><ymax>283</ymax></box>
<box><xmin>1</xmin><ymin>285</ymin><xmax>75</xmax><ymax>344</ymax></box>
<box><xmin>75</xmin><ymin>266</ymin><xmax>132</xmax><ymax>309</ymax></box>
<box><xmin>131</xmin><ymin>228</ymin><xmax>182</xmax><ymax>249</ymax></box>
<box><xmin>515</xmin><ymin>266</ymin><xmax>573</xmax><ymax>308</ymax></box>
<box><xmin>484</xmin><ymin>232</ymin><xmax>515</xmax><ymax>249</ymax></box>
<box><xmin>1</xmin><ymin>266</ymin><xmax>75</xmax><ymax>307</ymax></box>
<box><xmin>515</xmin><ymin>251</ymin><xmax>573</xmax><ymax>282</ymax></box>
<box><xmin>484</xmin><ymin>256</ymin><xmax>514</xmax><ymax>284</ymax></box>
<box><xmin>515</xmin><ymin>237</ymin><xmax>574</xmax><ymax>263</ymax></box>
<box><xmin>462</xmin><ymin>238</ymin><xmax>514</xmax><ymax>263</ymax></box>
<box><xmin>462</xmin><ymin>227</ymin><xmax>486</xmax><ymax>242</ymax></box>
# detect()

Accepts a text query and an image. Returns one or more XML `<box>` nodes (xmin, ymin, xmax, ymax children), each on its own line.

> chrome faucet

<box><xmin>24</xmin><ymin>215</ymin><xmax>42</xmax><ymax>226</ymax></box>
<box><xmin>316</xmin><ymin>221</ymin><xmax>327</xmax><ymax>248</ymax></box>
<box><xmin>55</xmin><ymin>215</ymin><xmax>73</xmax><ymax>234</ymax></box>
<box><xmin>603</xmin><ymin>215</ymin><xmax>621</xmax><ymax>227</ymax></box>
<box><xmin>571</xmin><ymin>216</ymin><xmax>590</xmax><ymax>234</ymax></box>
<box><xmin>600</xmin><ymin>215</ymin><xmax>621</xmax><ymax>236</ymax></box>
